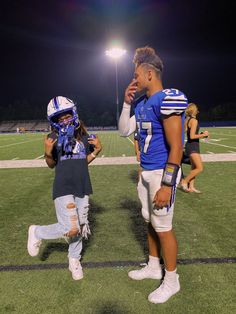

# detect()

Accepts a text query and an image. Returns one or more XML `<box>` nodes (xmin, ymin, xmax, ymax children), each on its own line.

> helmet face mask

<box><xmin>47</xmin><ymin>96</ymin><xmax>80</xmax><ymax>130</ymax></box>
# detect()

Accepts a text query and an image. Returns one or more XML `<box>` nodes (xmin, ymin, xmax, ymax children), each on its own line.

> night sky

<box><xmin>0</xmin><ymin>0</ymin><xmax>235</xmax><ymax>122</ymax></box>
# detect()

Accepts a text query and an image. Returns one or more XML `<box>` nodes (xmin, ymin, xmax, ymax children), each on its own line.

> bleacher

<box><xmin>0</xmin><ymin>120</ymin><xmax>50</xmax><ymax>133</ymax></box>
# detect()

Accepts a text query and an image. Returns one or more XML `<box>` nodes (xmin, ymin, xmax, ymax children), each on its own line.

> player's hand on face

<box><xmin>153</xmin><ymin>186</ymin><xmax>172</xmax><ymax>209</ymax></box>
<box><xmin>124</xmin><ymin>79</ymin><xmax>138</xmax><ymax>104</ymax></box>
<box><xmin>44</xmin><ymin>136</ymin><xmax>57</xmax><ymax>155</ymax></box>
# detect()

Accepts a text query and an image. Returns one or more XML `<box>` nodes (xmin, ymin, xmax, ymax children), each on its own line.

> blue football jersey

<box><xmin>134</xmin><ymin>88</ymin><xmax>188</xmax><ymax>170</ymax></box>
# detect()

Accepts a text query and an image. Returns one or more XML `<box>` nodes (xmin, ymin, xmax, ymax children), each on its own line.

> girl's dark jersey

<box><xmin>48</xmin><ymin>131</ymin><xmax>93</xmax><ymax>200</ymax></box>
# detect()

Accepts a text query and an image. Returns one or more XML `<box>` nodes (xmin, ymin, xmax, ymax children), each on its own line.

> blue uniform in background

<box><xmin>134</xmin><ymin>88</ymin><xmax>188</xmax><ymax>170</ymax></box>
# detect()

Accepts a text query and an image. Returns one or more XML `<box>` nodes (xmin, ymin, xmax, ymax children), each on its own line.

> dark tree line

<box><xmin>0</xmin><ymin>100</ymin><xmax>235</xmax><ymax>126</ymax></box>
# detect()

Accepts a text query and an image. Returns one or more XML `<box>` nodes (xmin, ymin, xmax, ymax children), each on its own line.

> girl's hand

<box><xmin>44</xmin><ymin>136</ymin><xmax>57</xmax><ymax>156</ymax></box>
<box><xmin>88</xmin><ymin>136</ymin><xmax>102</xmax><ymax>154</ymax></box>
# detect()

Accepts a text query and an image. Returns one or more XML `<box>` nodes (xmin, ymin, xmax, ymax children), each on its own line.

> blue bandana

<box><xmin>57</xmin><ymin>124</ymin><xmax>76</xmax><ymax>155</ymax></box>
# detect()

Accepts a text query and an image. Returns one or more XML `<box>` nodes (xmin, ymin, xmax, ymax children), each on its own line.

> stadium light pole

<box><xmin>105</xmin><ymin>47</ymin><xmax>126</xmax><ymax>127</ymax></box>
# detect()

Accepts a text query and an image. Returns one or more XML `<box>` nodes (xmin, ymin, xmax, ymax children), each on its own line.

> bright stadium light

<box><xmin>105</xmin><ymin>47</ymin><xmax>127</xmax><ymax>59</ymax></box>
<box><xmin>105</xmin><ymin>47</ymin><xmax>126</xmax><ymax>127</ymax></box>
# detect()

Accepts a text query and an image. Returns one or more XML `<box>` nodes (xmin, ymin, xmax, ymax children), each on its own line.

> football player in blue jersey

<box><xmin>119</xmin><ymin>46</ymin><xmax>188</xmax><ymax>304</ymax></box>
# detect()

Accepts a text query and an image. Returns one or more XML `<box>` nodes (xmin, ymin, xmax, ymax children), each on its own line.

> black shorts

<box><xmin>185</xmin><ymin>142</ymin><xmax>200</xmax><ymax>156</ymax></box>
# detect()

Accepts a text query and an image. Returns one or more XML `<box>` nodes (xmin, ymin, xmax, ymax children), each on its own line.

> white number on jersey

<box><xmin>138</xmin><ymin>121</ymin><xmax>152</xmax><ymax>153</ymax></box>
<box><xmin>163</xmin><ymin>88</ymin><xmax>180</xmax><ymax>95</ymax></box>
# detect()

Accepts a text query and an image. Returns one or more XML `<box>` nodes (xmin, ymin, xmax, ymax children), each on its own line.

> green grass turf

<box><xmin>0</xmin><ymin>130</ymin><xmax>236</xmax><ymax>313</ymax></box>
<box><xmin>0</xmin><ymin>265</ymin><xmax>235</xmax><ymax>314</ymax></box>
<box><xmin>0</xmin><ymin>163</ymin><xmax>235</xmax><ymax>266</ymax></box>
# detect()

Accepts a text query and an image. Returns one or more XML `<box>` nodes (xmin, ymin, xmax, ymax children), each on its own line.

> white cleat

<box><xmin>128</xmin><ymin>264</ymin><xmax>163</xmax><ymax>280</ymax></box>
<box><xmin>69</xmin><ymin>257</ymin><xmax>83</xmax><ymax>280</ymax></box>
<box><xmin>27</xmin><ymin>225</ymin><xmax>42</xmax><ymax>257</ymax></box>
<box><xmin>148</xmin><ymin>274</ymin><xmax>180</xmax><ymax>304</ymax></box>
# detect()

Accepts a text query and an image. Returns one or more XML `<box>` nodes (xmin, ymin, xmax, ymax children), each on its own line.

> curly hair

<box><xmin>133</xmin><ymin>46</ymin><xmax>163</xmax><ymax>72</ymax></box>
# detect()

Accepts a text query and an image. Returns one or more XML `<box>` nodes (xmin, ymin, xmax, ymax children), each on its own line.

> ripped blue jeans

<box><xmin>35</xmin><ymin>195</ymin><xmax>89</xmax><ymax>259</ymax></box>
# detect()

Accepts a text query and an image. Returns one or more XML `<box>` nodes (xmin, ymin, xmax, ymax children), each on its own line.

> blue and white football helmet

<box><xmin>47</xmin><ymin>96</ymin><xmax>80</xmax><ymax>130</ymax></box>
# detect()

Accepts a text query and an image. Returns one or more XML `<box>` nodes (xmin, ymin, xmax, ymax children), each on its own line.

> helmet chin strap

<box><xmin>57</xmin><ymin>124</ymin><xmax>76</xmax><ymax>155</ymax></box>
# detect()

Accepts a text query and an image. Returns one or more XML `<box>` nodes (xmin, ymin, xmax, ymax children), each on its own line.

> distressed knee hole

<box><xmin>64</xmin><ymin>227</ymin><xmax>80</xmax><ymax>237</ymax></box>
<box><xmin>66</xmin><ymin>203</ymin><xmax>76</xmax><ymax>209</ymax></box>
<box><xmin>64</xmin><ymin>214</ymin><xmax>79</xmax><ymax>237</ymax></box>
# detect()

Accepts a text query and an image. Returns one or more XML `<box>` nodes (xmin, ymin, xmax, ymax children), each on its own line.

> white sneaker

<box><xmin>27</xmin><ymin>225</ymin><xmax>42</xmax><ymax>257</ymax></box>
<box><xmin>69</xmin><ymin>257</ymin><xmax>83</xmax><ymax>280</ymax></box>
<box><xmin>148</xmin><ymin>274</ymin><xmax>180</xmax><ymax>303</ymax></box>
<box><xmin>128</xmin><ymin>264</ymin><xmax>163</xmax><ymax>280</ymax></box>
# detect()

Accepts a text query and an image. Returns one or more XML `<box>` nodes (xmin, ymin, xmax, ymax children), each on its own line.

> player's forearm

<box><xmin>167</xmin><ymin>144</ymin><xmax>183</xmax><ymax>165</ymax></box>
<box><xmin>118</xmin><ymin>103</ymin><xmax>136</xmax><ymax>136</ymax></box>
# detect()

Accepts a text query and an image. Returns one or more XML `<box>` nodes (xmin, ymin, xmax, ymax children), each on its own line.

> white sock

<box><xmin>165</xmin><ymin>269</ymin><xmax>178</xmax><ymax>283</ymax></box>
<box><xmin>148</xmin><ymin>255</ymin><xmax>161</xmax><ymax>269</ymax></box>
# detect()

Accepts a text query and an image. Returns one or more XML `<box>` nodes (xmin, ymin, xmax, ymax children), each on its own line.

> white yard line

<box><xmin>35</xmin><ymin>155</ymin><xmax>44</xmax><ymax>160</ymax></box>
<box><xmin>209</xmin><ymin>133</ymin><xmax>236</xmax><ymax>137</ymax></box>
<box><xmin>203</xmin><ymin>141</ymin><xmax>236</xmax><ymax>150</ymax></box>
<box><xmin>0</xmin><ymin>138</ymin><xmax>42</xmax><ymax>148</ymax></box>
<box><xmin>209</xmin><ymin>138</ymin><xmax>227</xmax><ymax>142</ymax></box>
<box><xmin>127</xmin><ymin>137</ymin><xmax>134</xmax><ymax>145</ymax></box>
<box><xmin>206</xmin><ymin>151</ymin><xmax>215</xmax><ymax>154</ymax></box>
<box><xmin>12</xmin><ymin>157</ymin><xmax>19</xmax><ymax>160</ymax></box>
<box><xmin>1</xmin><ymin>154</ymin><xmax>236</xmax><ymax>169</ymax></box>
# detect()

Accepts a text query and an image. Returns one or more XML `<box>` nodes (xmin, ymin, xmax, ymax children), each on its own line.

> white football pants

<box><xmin>137</xmin><ymin>169</ymin><xmax>180</xmax><ymax>232</ymax></box>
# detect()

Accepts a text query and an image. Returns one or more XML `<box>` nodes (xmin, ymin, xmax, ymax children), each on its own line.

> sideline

<box><xmin>0</xmin><ymin>257</ymin><xmax>235</xmax><ymax>272</ymax></box>
<box><xmin>0</xmin><ymin>154</ymin><xmax>236</xmax><ymax>169</ymax></box>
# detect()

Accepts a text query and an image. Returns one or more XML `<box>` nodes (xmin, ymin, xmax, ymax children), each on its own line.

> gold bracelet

<box><xmin>91</xmin><ymin>152</ymin><xmax>96</xmax><ymax>158</ymax></box>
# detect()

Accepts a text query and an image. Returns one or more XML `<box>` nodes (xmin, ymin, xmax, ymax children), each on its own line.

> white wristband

<box><xmin>91</xmin><ymin>152</ymin><xmax>96</xmax><ymax>158</ymax></box>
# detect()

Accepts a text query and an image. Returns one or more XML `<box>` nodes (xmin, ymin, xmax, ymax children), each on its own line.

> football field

<box><xmin>0</xmin><ymin>128</ymin><xmax>236</xmax><ymax>313</ymax></box>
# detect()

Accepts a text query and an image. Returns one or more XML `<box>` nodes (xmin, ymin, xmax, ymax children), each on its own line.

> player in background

<box><xmin>180</xmin><ymin>103</ymin><xmax>209</xmax><ymax>193</ymax></box>
<box><xmin>27</xmin><ymin>96</ymin><xmax>102</xmax><ymax>280</ymax></box>
<box><xmin>119</xmin><ymin>46</ymin><xmax>188</xmax><ymax>304</ymax></box>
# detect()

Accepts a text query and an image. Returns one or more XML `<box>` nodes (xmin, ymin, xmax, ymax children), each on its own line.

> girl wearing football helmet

<box><xmin>27</xmin><ymin>96</ymin><xmax>102</xmax><ymax>280</ymax></box>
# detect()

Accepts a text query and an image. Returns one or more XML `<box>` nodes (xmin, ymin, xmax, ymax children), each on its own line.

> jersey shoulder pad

<box><xmin>160</xmin><ymin>88</ymin><xmax>188</xmax><ymax>115</ymax></box>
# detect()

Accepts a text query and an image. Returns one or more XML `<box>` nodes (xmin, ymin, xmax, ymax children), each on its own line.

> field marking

<box><xmin>209</xmin><ymin>138</ymin><xmax>227</xmax><ymax>142</ymax></box>
<box><xmin>0</xmin><ymin>138</ymin><xmax>42</xmax><ymax>148</ymax></box>
<box><xmin>203</xmin><ymin>141</ymin><xmax>236</xmax><ymax>150</ymax></box>
<box><xmin>206</xmin><ymin>151</ymin><xmax>215</xmax><ymax>154</ymax></box>
<box><xmin>1</xmin><ymin>154</ymin><xmax>236</xmax><ymax>168</ymax></box>
<box><xmin>12</xmin><ymin>157</ymin><xmax>19</xmax><ymax>160</ymax></box>
<box><xmin>127</xmin><ymin>137</ymin><xmax>134</xmax><ymax>145</ymax></box>
<box><xmin>228</xmin><ymin>150</ymin><xmax>236</xmax><ymax>153</ymax></box>
<box><xmin>35</xmin><ymin>155</ymin><xmax>44</xmax><ymax>160</ymax></box>
<box><xmin>209</xmin><ymin>132</ymin><xmax>236</xmax><ymax>137</ymax></box>
<box><xmin>0</xmin><ymin>257</ymin><xmax>235</xmax><ymax>272</ymax></box>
